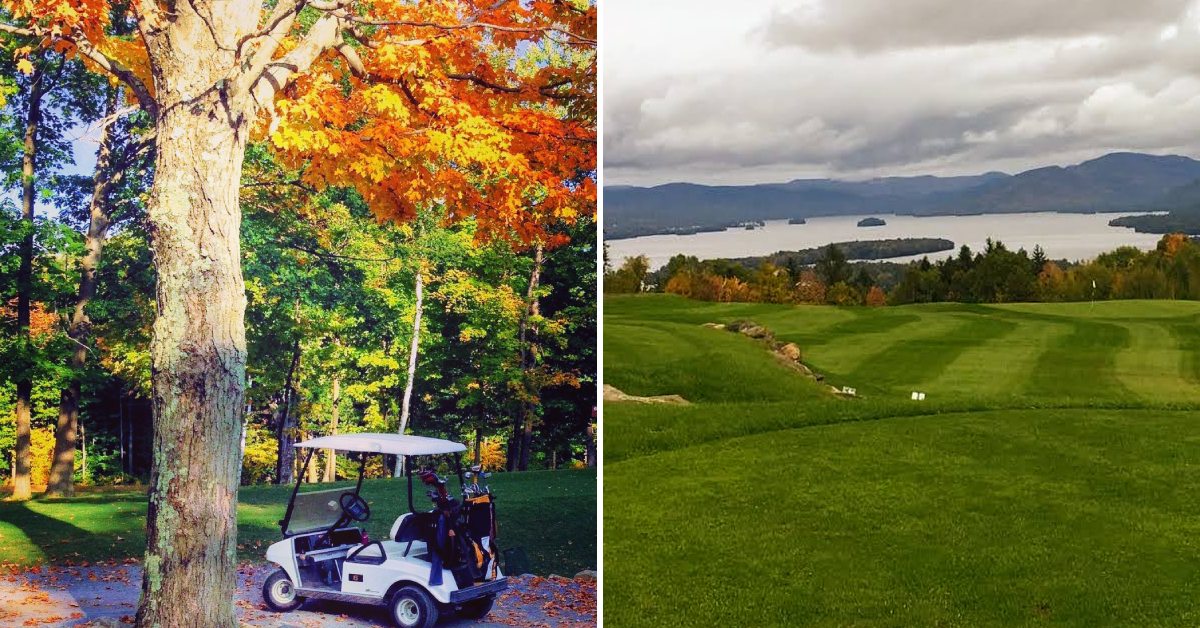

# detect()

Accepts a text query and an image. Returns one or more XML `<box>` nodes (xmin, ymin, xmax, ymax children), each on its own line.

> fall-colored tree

<box><xmin>707</xmin><ymin>274</ymin><xmax>756</xmax><ymax>303</ymax></box>
<box><xmin>864</xmin><ymin>286</ymin><xmax>887</xmax><ymax>307</ymax></box>
<box><xmin>1159</xmin><ymin>232</ymin><xmax>1189</xmax><ymax>257</ymax></box>
<box><xmin>1</xmin><ymin>1</ymin><xmax>594</xmax><ymax>625</ymax></box>
<box><xmin>793</xmin><ymin>270</ymin><xmax>827</xmax><ymax>304</ymax></box>
<box><xmin>1036</xmin><ymin>261</ymin><xmax>1066</xmax><ymax>301</ymax></box>
<box><xmin>664</xmin><ymin>270</ymin><xmax>701</xmax><ymax>299</ymax></box>
<box><xmin>826</xmin><ymin>281</ymin><xmax>861</xmax><ymax>306</ymax></box>
<box><xmin>475</xmin><ymin>434</ymin><xmax>506</xmax><ymax>471</ymax></box>
<box><xmin>752</xmin><ymin>262</ymin><xmax>793</xmax><ymax>304</ymax></box>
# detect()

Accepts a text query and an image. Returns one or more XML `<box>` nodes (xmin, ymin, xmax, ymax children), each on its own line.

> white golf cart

<box><xmin>261</xmin><ymin>433</ymin><xmax>506</xmax><ymax>628</ymax></box>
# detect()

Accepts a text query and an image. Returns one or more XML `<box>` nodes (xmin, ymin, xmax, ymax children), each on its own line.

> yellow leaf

<box><xmin>16</xmin><ymin>59</ymin><xmax>34</xmax><ymax>75</ymax></box>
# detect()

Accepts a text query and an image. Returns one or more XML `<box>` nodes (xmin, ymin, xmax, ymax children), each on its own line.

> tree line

<box><xmin>605</xmin><ymin>233</ymin><xmax>1200</xmax><ymax>305</ymax></box>
<box><xmin>1</xmin><ymin>146</ymin><xmax>597</xmax><ymax>491</ymax></box>
<box><xmin>1</xmin><ymin>11</ymin><xmax>597</xmax><ymax>495</ymax></box>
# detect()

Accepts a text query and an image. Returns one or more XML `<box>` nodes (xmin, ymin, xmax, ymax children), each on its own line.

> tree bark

<box><xmin>115</xmin><ymin>3</ymin><xmax>341</xmax><ymax>625</ymax></box>
<box><xmin>135</xmin><ymin>15</ymin><xmax>253</xmax><ymax>621</ymax></box>
<box><xmin>516</xmin><ymin>245</ymin><xmax>544</xmax><ymax>472</ymax></box>
<box><xmin>80</xmin><ymin>420</ymin><xmax>87</xmax><ymax>483</ymax></box>
<box><xmin>586</xmin><ymin>421</ymin><xmax>596</xmax><ymax>469</ymax></box>
<box><xmin>325</xmin><ymin>375</ymin><xmax>340</xmax><ymax>482</ymax></box>
<box><xmin>304</xmin><ymin>431</ymin><xmax>319</xmax><ymax>483</ymax></box>
<box><xmin>276</xmin><ymin>339</ymin><xmax>301</xmax><ymax>485</ymax></box>
<box><xmin>46</xmin><ymin>87</ymin><xmax>122</xmax><ymax>497</ymax></box>
<box><xmin>393</xmin><ymin>266</ymin><xmax>424</xmax><ymax>477</ymax></box>
<box><xmin>12</xmin><ymin>64</ymin><xmax>45</xmax><ymax>502</ymax></box>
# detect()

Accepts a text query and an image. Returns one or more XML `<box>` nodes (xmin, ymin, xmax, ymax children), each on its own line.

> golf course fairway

<box><xmin>604</xmin><ymin>295</ymin><xmax>1200</xmax><ymax>627</ymax></box>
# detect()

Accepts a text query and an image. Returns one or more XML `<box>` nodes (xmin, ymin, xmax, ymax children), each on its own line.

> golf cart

<box><xmin>261</xmin><ymin>433</ymin><xmax>507</xmax><ymax>628</ymax></box>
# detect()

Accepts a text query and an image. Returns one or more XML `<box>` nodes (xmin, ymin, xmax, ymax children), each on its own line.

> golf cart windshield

<box><xmin>285</xmin><ymin>488</ymin><xmax>351</xmax><ymax>535</ymax></box>
<box><xmin>279</xmin><ymin>433</ymin><xmax>468</xmax><ymax>537</ymax></box>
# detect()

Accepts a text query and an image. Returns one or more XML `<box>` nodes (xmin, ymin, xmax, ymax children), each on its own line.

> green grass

<box><xmin>0</xmin><ymin>468</ymin><xmax>595</xmax><ymax>576</ymax></box>
<box><xmin>605</xmin><ymin>294</ymin><xmax>1200</xmax><ymax>626</ymax></box>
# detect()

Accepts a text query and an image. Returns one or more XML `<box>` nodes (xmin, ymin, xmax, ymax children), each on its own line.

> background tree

<box><xmin>46</xmin><ymin>83</ymin><xmax>150</xmax><ymax>496</ymax></box>
<box><xmin>604</xmin><ymin>254</ymin><xmax>649</xmax><ymax>293</ymax></box>
<box><xmin>815</xmin><ymin>244</ymin><xmax>849</xmax><ymax>286</ymax></box>
<box><xmin>0</xmin><ymin>39</ymin><xmax>98</xmax><ymax>499</ymax></box>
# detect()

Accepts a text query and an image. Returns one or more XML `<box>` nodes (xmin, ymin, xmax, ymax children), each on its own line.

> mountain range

<box><xmin>605</xmin><ymin>152</ymin><xmax>1200</xmax><ymax>239</ymax></box>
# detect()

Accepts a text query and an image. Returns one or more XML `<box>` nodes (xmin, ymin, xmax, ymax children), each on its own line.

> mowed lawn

<box><xmin>0</xmin><ymin>468</ymin><xmax>595</xmax><ymax>577</ymax></box>
<box><xmin>605</xmin><ymin>294</ymin><xmax>1200</xmax><ymax>627</ymax></box>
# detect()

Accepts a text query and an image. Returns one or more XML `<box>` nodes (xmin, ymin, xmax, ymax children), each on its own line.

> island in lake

<box><xmin>723</xmin><ymin>237</ymin><xmax>955</xmax><ymax>268</ymax></box>
<box><xmin>857</xmin><ymin>217</ymin><xmax>887</xmax><ymax>227</ymax></box>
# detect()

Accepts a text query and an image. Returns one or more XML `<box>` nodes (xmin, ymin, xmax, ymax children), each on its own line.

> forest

<box><xmin>1</xmin><ymin>6</ymin><xmax>597</xmax><ymax>492</ymax></box>
<box><xmin>605</xmin><ymin>233</ymin><xmax>1200</xmax><ymax>306</ymax></box>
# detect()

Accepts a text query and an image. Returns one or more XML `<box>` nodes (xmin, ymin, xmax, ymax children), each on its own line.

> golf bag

<box><xmin>418</xmin><ymin>470</ymin><xmax>494</xmax><ymax>586</ymax></box>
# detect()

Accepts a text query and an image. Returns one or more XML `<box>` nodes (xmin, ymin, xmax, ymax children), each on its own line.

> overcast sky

<box><xmin>603</xmin><ymin>0</ymin><xmax>1200</xmax><ymax>186</ymax></box>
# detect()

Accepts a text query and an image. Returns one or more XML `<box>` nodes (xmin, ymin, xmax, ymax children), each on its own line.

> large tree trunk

<box><xmin>46</xmin><ymin>87</ymin><xmax>121</xmax><ymax>498</ymax></box>
<box><xmin>135</xmin><ymin>54</ymin><xmax>251</xmax><ymax>628</ymax></box>
<box><xmin>325</xmin><ymin>375</ymin><xmax>340</xmax><ymax>482</ymax></box>
<box><xmin>12</xmin><ymin>65</ymin><xmax>45</xmax><ymax>502</ymax></box>
<box><xmin>126</xmin><ymin>3</ymin><xmax>341</xmax><ymax>624</ymax></box>
<box><xmin>516</xmin><ymin>245</ymin><xmax>544</xmax><ymax>472</ymax></box>
<box><xmin>393</xmin><ymin>267</ymin><xmax>424</xmax><ymax>477</ymax></box>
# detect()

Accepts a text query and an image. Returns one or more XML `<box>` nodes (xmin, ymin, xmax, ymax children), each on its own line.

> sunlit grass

<box><xmin>0</xmin><ymin>469</ymin><xmax>595</xmax><ymax>576</ymax></box>
<box><xmin>605</xmin><ymin>294</ymin><xmax>1200</xmax><ymax>626</ymax></box>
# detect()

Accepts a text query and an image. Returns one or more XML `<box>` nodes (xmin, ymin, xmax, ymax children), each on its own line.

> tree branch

<box><xmin>70</xmin><ymin>32</ymin><xmax>159</xmax><ymax>118</ymax></box>
<box><xmin>326</xmin><ymin>11</ymin><xmax>595</xmax><ymax>46</ymax></box>
<box><xmin>237</xmin><ymin>0</ymin><xmax>305</xmax><ymax>61</ymax></box>
<box><xmin>241</xmin><ymin>14</ymin><xmax>342</xmax><ymax>113</ymax></box>
<box><xmin>0</xmin><ymin>22</ymin><xmax>159</xmax><ymax>118</ymax></box>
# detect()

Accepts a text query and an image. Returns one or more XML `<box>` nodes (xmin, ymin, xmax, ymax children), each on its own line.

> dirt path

<box><xmin>0</xmin><ymin>562</ymin><xmax>595</xmax><ymax>627</ymax></box>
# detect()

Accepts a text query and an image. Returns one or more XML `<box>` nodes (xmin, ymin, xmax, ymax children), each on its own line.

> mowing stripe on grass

<box><xmin>803</xmin><ymin>310</ymin><xmax>923</xmax><ymax>376</ymax></box>
<box><xmin>1114</xmin><ymin>322</ymin><xmax>1200</xmax><ymax>403</ymax></box>
<box><xmin>1167</xmin><ymin>319</ymin><xmax>1200</xmax><ymax>386</ymax></box>
<box><xmin>1024</xmin><ymin>318</ymin><xmax>1133</xmax><ymax>401</ymax></box>
<box><xmin>843</xmin><ymin>312</ymin><xmax>1017</xmax><ymax>393</ymax></box>
<box><xmin>928</xmin><ymin>313</ymin><xmax>1070</xmax><ymax>398</ymax></box>
<box><xmin>740</xmin><ymin>304</ymin><xmax>861</xmax><ymax>346</ymax></box>
<box><xmin>808</xmin><ymin>309</ymin><xmax>921</xmax><ymax>345</ymax></box>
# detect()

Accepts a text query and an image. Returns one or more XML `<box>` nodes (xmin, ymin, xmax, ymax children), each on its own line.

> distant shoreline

<box><xmin>605</xmin><ymin>209</ymin><xmax>1164</xmax><ymax>241</ymax></box>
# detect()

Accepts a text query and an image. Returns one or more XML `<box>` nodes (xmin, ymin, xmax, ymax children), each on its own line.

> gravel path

<box><xmin>0</xmin><ymin>562</ymin><xmax>595</xmax><ymax>627</ymax></box>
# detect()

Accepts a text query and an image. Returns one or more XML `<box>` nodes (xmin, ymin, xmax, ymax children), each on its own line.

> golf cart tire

<box><xmin>390</xmin><ymin>585</ymin><xmax>439</xmax><ymax>628</ymax></box>
<box><xmin>457</xmin><ymin>594</ymin><xmax>496</xmax><ymax>620</ymax></box>
<box><xmin>263</xmin><ymin>569</ymin><xmax>304</xmax><ymax>612</ymax></box>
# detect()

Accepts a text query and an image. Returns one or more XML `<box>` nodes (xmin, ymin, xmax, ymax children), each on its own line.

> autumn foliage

<box><xmin>5</xmin><ymin>0</ymin><xmax>597</xmax><ymax>242</ymax></box>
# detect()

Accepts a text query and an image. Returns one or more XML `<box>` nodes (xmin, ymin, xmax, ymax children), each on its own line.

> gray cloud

<box><xmin>762</xmin><ymin>0</ymin><xmax>1186</xmax><ymax>52</ymax></box>
<box><xmin>603</xmin><ymin>0</ymin><xmax>1200</xmax><ymax>186</ymax></box>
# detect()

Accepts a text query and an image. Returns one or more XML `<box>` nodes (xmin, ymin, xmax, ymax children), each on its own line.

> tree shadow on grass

<box><xmin>0</xmin><ymin>500</ymin><xmax>144</xmax><ymax>625</ymax></box>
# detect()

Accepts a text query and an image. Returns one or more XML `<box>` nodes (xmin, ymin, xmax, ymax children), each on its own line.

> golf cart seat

<box><xmin>393</xmin><ymin>511</ymin><xmax>439</xmax><ymax>542</ymax></box>
<box><xmin>346</xmin><ymin>511</ymin><xmax>440</xmax><ymax>564</ymax></box>
<box><xmin>347</xmin><ymin>538</ymin><xmax>428</xmax><ymax>564</ymax></box>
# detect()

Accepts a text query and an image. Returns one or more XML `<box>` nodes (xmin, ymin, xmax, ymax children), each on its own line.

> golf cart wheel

<box><xmin>457</xmin><ymin>595</ymin><xmax>496</xmax><ymax>620</ymax></box>
<box><xmin>262</xmin><ymin>569</ymin><xmax>303</xmax><ymax>612</ymax></box>
<box><xmin>390</xmin><ymin>585</ymin><xmax>439</xmax><ymax>628</ymax></box>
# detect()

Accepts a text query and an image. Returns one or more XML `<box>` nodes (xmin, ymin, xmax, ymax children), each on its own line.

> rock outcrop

<box><xmin>602</xmin><ymin>384</ymin><xmax>690</xmax><ymax>405</ymax></box>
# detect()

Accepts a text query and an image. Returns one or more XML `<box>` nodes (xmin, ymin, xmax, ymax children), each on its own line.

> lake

<box><xmin>606</xmin><ymin>212</ymin><xmax>1166</xmax><ymax>270</ymax></box>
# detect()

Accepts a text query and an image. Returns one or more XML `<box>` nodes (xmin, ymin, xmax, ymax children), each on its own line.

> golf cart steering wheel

<box><xmin>339</xmin><ymin>492</ymin><xmax>370</xmax><ymax>522</ymax></box>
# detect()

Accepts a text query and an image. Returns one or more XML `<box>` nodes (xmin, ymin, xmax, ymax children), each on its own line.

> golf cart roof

<box><xmin>295</xmin><ymin>433</ymin><xmax>466</xmax><ymax>456</ymax></box>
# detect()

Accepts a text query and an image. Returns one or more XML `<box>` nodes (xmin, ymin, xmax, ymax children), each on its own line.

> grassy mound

<box><xmin>605</xmin><ymin>294</ymin><xmax>1200</xmax><ymax>626</ymax></box>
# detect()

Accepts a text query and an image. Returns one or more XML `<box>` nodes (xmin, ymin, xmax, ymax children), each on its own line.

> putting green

<box><xmin>604</xmin><ymin>295</ymin><xmax>1200</xmax><ymax>626</ymax></box>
